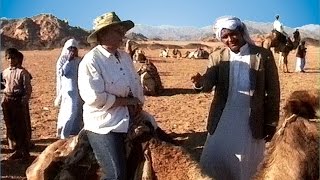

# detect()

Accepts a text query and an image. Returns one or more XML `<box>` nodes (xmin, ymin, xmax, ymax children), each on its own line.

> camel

<box><xmin>261</xmin><ymin>30</ymin><xmax>300</xmax><ymax>72</ymax></box>
<box><xmin>25</xmin><ymin>130</ymin><xmax>99</xmax><ymax>180</ymax></box>
<box><xmin>142</xmin><ymin>137</ymin><xmax>212</xmax><ymax>180</ymax></box>
<box><xmin>125</xmin><ymin>39</ymin><xmax>140</xmax><ymax>60</ymax></box>
<box><xmin>183</xmin><ymin>51</ymin><xmax>191</xmax><ymax>58</ymax></box>
<box><xmin>137</xmin><ymin>60</ymin><xmax>163</xmax><ymax>96</ymax></box>
<box><xmin>26</xmin><ymin>114</ymin><xmax>212</xmax><ymax>180</ymax></box>
<box><xmin>159</xmin><ymin>48</ymin><xmax>169</xmax><ymax>58</ymax></box>
<box><xmin>133</xmin><ymin>49</ymin><xmax>147</xmax><ymax>63</ymax></box>
<box><xmin>171</xmin><ymin>48</ymin><xmax>182</xmax><ymax>59</ymax></box>
<box><xmin>125</xmin><ymin>39</ymin><xmax>135</xmax><ymax>59</ymax></box>
<box><xmin>254</xmin><ymin>89</ymin><xmax>319</xmax><ymax>180</ymax></box>
<box><xmin>185</xmin><ymin>48</ymin><xmax>210</xmax><ymax>59</ymax></box>
<box><xmin>125</xmin><ymin>39</ymin><xmax>133</xmax><ymax>55</ymax></box>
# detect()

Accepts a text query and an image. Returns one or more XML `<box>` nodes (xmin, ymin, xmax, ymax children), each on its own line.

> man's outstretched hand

<box><xmin>191</xmin><ymin>72</ymin><xmax>202</xmax><ymax>84</ymax></box>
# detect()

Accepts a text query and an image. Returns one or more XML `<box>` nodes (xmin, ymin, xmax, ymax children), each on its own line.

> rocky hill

<box><xmin>0</xmin><ymin>14</ymin><xmax>152</xmax><ymax>50</ymax></box>
<box><xmin>1</xmin><ymin>14</ymin><xmax>90</xmax><ymax>50</ymax></box>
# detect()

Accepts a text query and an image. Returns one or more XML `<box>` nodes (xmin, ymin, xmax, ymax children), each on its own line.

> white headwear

<box><xmin>55</xmin><ymin>39</ymin><xmax>79</xmax><ymax>98</ymax></box>
<box><xmin>59</xmin><ymin>39</ymin><xmax>79</xmax><ymax>59</ymax></box>
<box><xmin>214</xmin><ymin>16</ymin><xmax>253</xmax><ymax>44</ymax></box>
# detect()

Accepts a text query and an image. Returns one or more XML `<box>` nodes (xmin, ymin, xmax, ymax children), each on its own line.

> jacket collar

<box><xmin>248</xmin><ymin>44</ymin><xmax>261</xmax><ymax>71</ymax></box>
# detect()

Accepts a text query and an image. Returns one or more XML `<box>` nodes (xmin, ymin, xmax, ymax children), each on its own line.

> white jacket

<box><xmin>78</xmin><ymin>45</ymin><xmax>144</xmax><ymax>134</ymax></box>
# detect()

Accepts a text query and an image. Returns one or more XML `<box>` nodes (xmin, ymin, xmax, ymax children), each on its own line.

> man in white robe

<box><xmin>192</xmin><ymin>16</ymin><xmax>280</xmax><ymax>180</ymax></box>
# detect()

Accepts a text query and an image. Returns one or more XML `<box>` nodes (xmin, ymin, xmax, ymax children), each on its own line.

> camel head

<box><xmin>133</xmin><ymin>49</ymin><xmax>147</xmax><ymax>63</ymax></box>
<box><xmin>284</xmin><ymin>89</ymin><xmax>320</xmax><ymax>119</ymax></box>
<box><xmin>270</xmin><ymin>30</ymin><xmax>286</xmax><ymax>46</ymax></box>
<box><xmin>137</xmin><ymin>64</ymin><xmax>147</xmax><ymax>75</ymax></box>
<box><xmin>137</xmin><ymin>60</ymin><xmax>153</xmax><ymax>75</ymax></box>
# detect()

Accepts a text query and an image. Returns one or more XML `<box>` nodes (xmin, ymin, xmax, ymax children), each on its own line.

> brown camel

<box><xmin>159</xmin><ymin>48</ymin><xmax>170</xmax><ymax>58</ymax></box>
<box><xmin>254</xmin><ymin>89</ymin><xmax>319</xmax><ymax>180</ymax></box>
<box><xmin>186</xmin><ymin>48</ymin><xmax>210</xmax><ymax>59</ymax></box>
<box><xmin>125</xmin><ymin>39</ymin><xmax>140</xmax><ymax>60</ymax></box>
<box><xmin>261</xmin><ymin>30</ymin><xmax>300</xmax><ymax>72</ymax></box>
<box><xmin>133</xmin><ymin>49</ymin><xmax>147</xmax><ymax>63</ymax></box>
<box><xmin>171</xmin><ymin>48</ymin><xmax>182</xmax><ymax>59</ymax></box>
<box><xmin>137</xmin><ymin>60</ymin><xmax>163</xmax><ymax>96</ymax></box>
<box><xmin>26</xmin><ymin>116</ymin><xmax>211</xmax><ymax>180</ymax></box>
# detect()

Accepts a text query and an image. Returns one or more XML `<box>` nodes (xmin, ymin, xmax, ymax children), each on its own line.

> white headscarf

<box><xmin>55</xmin><ymin>39</ymin><xmax>79</xmax><ymax>98</ymax></box>
<box><xmin>214</xmin><ymin>16</ymin><xmax>253</xmax><ymax>44</ymax></box>
<box><xmin>58</xmin><ymin>39</ymin><xmax>79</xmax><ymax>60</ymax></box>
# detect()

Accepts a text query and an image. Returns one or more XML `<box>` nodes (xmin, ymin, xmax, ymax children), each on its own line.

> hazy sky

<box><xmin>1</xmin><ymin>0</ymin><xmax>319</xmax><ymax>30</ymax></box>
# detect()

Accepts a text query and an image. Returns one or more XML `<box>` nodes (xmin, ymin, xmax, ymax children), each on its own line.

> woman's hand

<box><xmin>127</xmin><ymin>97</ymin><xmax>143</xmax><ymax>119</ymax></box>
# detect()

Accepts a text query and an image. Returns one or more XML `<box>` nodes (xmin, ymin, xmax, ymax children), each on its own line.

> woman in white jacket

<box><xmin>78</xmin><ymin>12</ymin><xmax>162</xmax><ymax>179</ymax></box>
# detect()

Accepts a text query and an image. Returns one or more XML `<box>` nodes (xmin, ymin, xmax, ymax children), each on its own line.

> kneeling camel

<box><xmin>254</xmin><ymin>89</ymin><xmax>319</xmax><ymax>180</ymax></box>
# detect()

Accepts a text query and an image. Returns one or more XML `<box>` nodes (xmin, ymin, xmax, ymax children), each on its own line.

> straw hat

<box><xmin>87</xmin><ymin>12</ymin><xmax>134</xmax><ymax>43</ymax></box>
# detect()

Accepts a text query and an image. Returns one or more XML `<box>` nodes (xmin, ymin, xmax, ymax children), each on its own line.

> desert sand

<box><xmin>1</xmin><ymin>41</ymin><xmax>319</xmax><ymax>179</ymax></box>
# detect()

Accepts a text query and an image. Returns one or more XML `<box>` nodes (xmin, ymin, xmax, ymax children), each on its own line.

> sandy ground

<box><xmin>1</xmin><ymin>41</ymin><xmax>319</xmax><ymax>179</ymax></box>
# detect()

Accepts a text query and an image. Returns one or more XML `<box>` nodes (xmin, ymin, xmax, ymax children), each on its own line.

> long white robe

<box><xmin>295</xmin><ymin>57</ymin><xmax>305</xmax><ymax>72</ymax></box>
<box><xmin>57</xmin><ymin>58</ymin><xmax>83</xmax><ymax>139</ymax></box>
<box><xmin>55</xmin><ymin>39</ymin><xmax>82</xmax><ymax>139</ymax></box>
<box><xmin>200</xmin><ymin>46</ymin><xmax>265</xmax><ymax>180</ymax></box>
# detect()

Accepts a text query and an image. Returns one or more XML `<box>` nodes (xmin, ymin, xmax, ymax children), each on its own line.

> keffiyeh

<box><xmin>214</xmin><ymin>16</ymin><xmax>253</xmax><ymax>44</ymax></box>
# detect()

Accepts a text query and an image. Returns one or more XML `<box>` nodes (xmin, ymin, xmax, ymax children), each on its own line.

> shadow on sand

<box><xmin>1</xmin><ymin>156</ymin><xmax>37</xmax><ymax>179</ymax></box>
<box><xmin>159</xmin><ymin>88</ymin><xmax>199</xmax><ymax>96</ymax></box>
<box><xmin>171</xmin><ymin>131</ymin><xmax>207</xmax><ymax>161</ymax></box>
<box><xmin>301</xmin><ymin>67</ymin><xmax>320</xmax><ymax>73</ymax></box>
<box><xmin>1</xmin><ymin>137</ymin><xmax>59</xmax><ymax>179</ymax></box>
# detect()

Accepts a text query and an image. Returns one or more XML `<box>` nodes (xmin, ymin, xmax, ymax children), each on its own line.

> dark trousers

<box><xmin>1</xmin><ymin>96</ymin><xmax>29</xmax><ymax>154</ymax></box>
<box><xmin>25</xmin><ymin>103</ymin><xmax>32</xmax><ymax>143</ymax></box>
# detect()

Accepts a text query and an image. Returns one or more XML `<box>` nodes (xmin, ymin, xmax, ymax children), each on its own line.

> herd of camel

<box><xmin>24</xmin><ymin>31</ymin><xmax>319</xmax><ymax>179</ymax></box>
<box><xmin>129</xmin><ymin>29</ymin><xmax>301</xmax><ymax>61</ymax></box>
<box><xmin>127</xmin><ymin>30</ymin><xmax>301</xmax><ymax>97</ymax></box>
<box><xmin>158</xmin><ymin>47</ymin><xmax>210</xmax><ymax>59</ymax></box>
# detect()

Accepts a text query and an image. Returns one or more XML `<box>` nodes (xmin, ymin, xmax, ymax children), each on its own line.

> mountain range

<box><xmin>1</xmin><ymin>14</ymin><xmax>319</xmax><ymax>50</ymax></box>
<box><xmin>129</xmin><ymin>21</ymin><xmax>320</xmax><ymax>41</ymax></box>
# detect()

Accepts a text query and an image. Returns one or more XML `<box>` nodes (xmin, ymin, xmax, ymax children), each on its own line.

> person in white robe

<box><xmin>273</xmin><ymin>15</ymin><xmax>288</xmax><ymax>37</ymax></box>
<box><xmin>191</xmin><ymin>16</ymin><xmax>280</xmax><ymax>180</ymax></box>
<box><xmin>55</xmin><ymin>39</ymin><xmax>83</xmax><ymax>139</ymax></box>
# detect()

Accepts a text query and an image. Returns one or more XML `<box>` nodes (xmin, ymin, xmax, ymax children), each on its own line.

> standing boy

<box><xmin>2</xmin><ymin>48</ymin><xmax>32</xmax><ymax>159</ymax></box>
